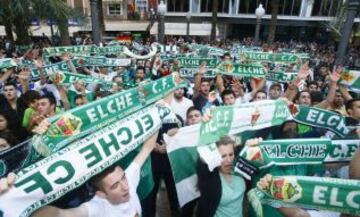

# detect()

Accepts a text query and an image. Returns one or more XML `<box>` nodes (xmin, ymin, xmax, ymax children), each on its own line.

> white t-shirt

<box><xmin>307</xmin><ymin>210</ymin><xmax>340</xmax><ymax>217</ymax></box>
<box><xmin>170</xmin><ymin>97</ymin><xmax>194</xmax><ymax>122</ymax></box>
<box><xmin>86</xmin><ymin>163</ymin><xmax>142</xmax><ymax>217</ymax></box>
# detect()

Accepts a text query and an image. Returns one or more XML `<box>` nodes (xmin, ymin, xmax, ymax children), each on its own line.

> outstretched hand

<box><xmin>0</xmin><ymin>172</ymin><xmax>16</xmax><ymax>195</ymax></box>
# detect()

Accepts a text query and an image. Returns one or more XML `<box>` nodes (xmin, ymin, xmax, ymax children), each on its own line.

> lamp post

<box><xmin>254</xmin><ymin>4</ymin><xmax>265</xmax><ymax>45</ymax></box>
<box><xmin>186</xmin><ymin>12</ymin><xmax>191</xmax><ymax>42</ymax></box>
<box><xmin>335</xmin><ymin>0</ymin><xmax>360</xmax><ymax>65</ymax></box>
<box><xmin>90</xmin><ymin>0</ymin><xmax>101</xmax><ymax>45</ymax></box>
<box><xmin>158</xmin><ymin>0</ymin><xmax>167</xmax><ymax>44</ymax></box>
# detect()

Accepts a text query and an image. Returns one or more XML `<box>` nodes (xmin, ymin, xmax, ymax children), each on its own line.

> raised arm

<box><xmin>316</xmin><ymin>66</ymin><xmax>341</xmax><ymax>109</ymax></box>
<box><xmin>133</xmin><ymin>130</ymin><xmax>159</xmax><ymax>167</ymax></box>
<box><xmin>193</xmin><ymin>63</ymin><xmax>207</xmax><ymax>99</ymax></box>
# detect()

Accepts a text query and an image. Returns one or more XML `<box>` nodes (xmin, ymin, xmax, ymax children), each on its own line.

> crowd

<box><xmin>0</xmin><ymin>35</ymin><xmax>359</xmax><ymax>217</ymax></box>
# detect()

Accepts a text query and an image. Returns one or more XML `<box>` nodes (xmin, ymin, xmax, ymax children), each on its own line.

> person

<box><xmin>196</xmin><ymin>136</ymin><xmax>261</xmax><ymax>217</ymax></box>
<box><xmin>221</xmin><ymin>89</ymin><xmax>236</xmax><ymax>106</ymax></box>
<box><xmin>268</xmin><ymin>83</ymin><xmax>282</xmax><ymax>100</ymax></box>
<box><xmin>22</xmin><ymin>90</ymin><xmax>40</xmax><ymax>130</ymax></box>
<box><xmin>0</xmin><ymin>130</ymin><xmax>159</xmax><ymax>217</ymax></box>
<box><xmin>28</xmin><ymin>94</ymin><xmax>58</xmax><ymax>132</ymax></box>
<box><xmin>186</xmin><ymin>106</ymin><xmax>202</xmax><ymax>126</ymax></box>
<box><xmin>0</xmin><ymin>82</ymin><xmax>28</xmax><ymax>141</ymax></box>
<box><xmin>0</xmin><ymin>131</ymin><xmax>18</xmax><ymax>152</ymax></box>
<box><xmin>170</xmin><ymin>88</ymin><xmax>194</xmax><ymax>121</ymax></box>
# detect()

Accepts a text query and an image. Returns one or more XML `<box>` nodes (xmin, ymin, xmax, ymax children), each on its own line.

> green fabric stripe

<box><xmin>168</xmin><ymin>147</ymin><xmax>198</xmax><ymax>183</ymax></box>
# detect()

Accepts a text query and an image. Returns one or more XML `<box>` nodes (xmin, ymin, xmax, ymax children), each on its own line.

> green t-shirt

<box><xmin>22</xmin><ymin>107</ymin><xmax>36</xmax><ymax>129</ymax></box>
<box><xmin>215</xmin><ymin>173</ymin><xmax>245</xmax><ymax>217</ymax></box>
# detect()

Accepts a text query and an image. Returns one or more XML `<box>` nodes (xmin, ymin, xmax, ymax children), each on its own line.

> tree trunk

<box><xmin>211</xmin><ymin>0</ymin><xmax>219</xmax><ymax>41</ymax></box>
<box><xmin>13</xmin><ymin>17</ymin><xmax>31</xmax><ymax>45</ymax></box>
<box><xmin>267</xmin><ymin>0</ymin><xmax>280</xmax><ymax>44</ymax></box>
<box><xmin>97</xmin><ymin>0</ymin><xmax>106</xmax><ymax>35</ymax></box>
<box><xmin>58</xmin><ymin>18</ymin><xmax>71</xmax><ymax>45</ymax></box>
<box><xmin>0</xmin><ymin>0</ymin><xmax>14</xmax><ymax>42</ymax></box>
<box><xmin>4</xmin><ymin>20</ymin><xmax>14</xmax><ymax>42</ymax></box>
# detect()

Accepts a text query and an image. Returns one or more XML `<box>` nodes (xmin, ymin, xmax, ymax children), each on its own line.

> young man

<box><xmin>0</xmin><ymin>131</ymin><xmax>159</xmax><ymax>217</ymax></box>
<box><xmin>28</xmin><ymin>94</ymin><xmax>58</xmax><ymax>132</ymax></box>
<box><xmin>170</xmin><ymin>88</ymin><xmax>193</xmax><ymax>122</ymax></box>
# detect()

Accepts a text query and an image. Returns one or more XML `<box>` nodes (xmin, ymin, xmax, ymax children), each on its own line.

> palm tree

<box><xmin>33</xmin><ymin>0</ymin><xmax>72</xmax><ymax>45</ymax></box>
<box><xmin>211</xmin><ymin>0</ymin><xmax>219</xmax><ymax>41</ymax></box>
<box><xmin>267</xmin><ymin>0</ymin><xmax>280</xmax><ymax>44</ymax></box>
<box><xmin>0</xmin><ymin>0</ymin><xmax>14</xmax><ymax>42</ymax></box>
<box><xmin>10</xmin><ymin>0</ymin><xmax>33</xmax><ymax>45</ymax></box>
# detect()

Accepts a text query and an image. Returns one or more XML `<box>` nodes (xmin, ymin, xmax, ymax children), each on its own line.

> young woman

<box><xmin>196</xmin><ymin>136</ymin><xmax>261</xmax><ymax>217</ymax></box>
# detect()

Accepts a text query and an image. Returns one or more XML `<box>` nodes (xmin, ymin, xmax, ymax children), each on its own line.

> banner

<box><xmin>249</xmin><ymin>176</ymin><xmax>360</xmax><ymax>217</ymax></box>
<box><xmin>0</xmin><ymin>105</ymin><xmax>162</xmax><ymax>217</ymax></box>
<box><xmin>164</xmin><ymin>99</ymin><xmax>293</xmax><ymax>207</ymax></box>
<box><xmin>47</xmin><ymin>70</ymin><xmax>107</xmax><ymax>85</ymax></box>
<box><xmin>216</xmin><ymin>62</ymin><xmax>267</xmax><ymax>78</ymax></box>
<box><xmin>176</xmin><ymin>57</ymin><xmax>218</xmax><ymax>68</ymax></box>
<box><xmin>239</xmin><ymin>139</ymin><xmax>360</xmax><ymax>170</ymax></box>
<box><xmin>291</xmin><ymin>105</ymin><xmax>350</xmax><ymax>138</ymax></box>
<box><xmin>340</xmin><ymin>70</ymin><xmax>360</xmax><ymax>92</ymax></box>
<box><xmin>28</xmin><ymin>74</ymin><xmax>185</xmax><ymax>165</ymax></box>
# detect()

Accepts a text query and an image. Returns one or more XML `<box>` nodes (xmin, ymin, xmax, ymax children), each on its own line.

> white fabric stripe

<box><xmin>175</xmin><ymin>174</ymin><xmax>200</xmax><ymax>207</ymax></box>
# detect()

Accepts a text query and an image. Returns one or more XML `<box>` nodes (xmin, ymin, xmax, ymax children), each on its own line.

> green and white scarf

<box><xmin>43</xmin><ymin>45</ymin><xmax>96</xmax><ymax>57</ymax></box>
<box><xmin>291</xmin><ymin>105</ymin><xmax>351</xmax><ymax>137</ymax></box>
<box><xmin>29</xmin><ymin>74</ymin><xmax>185</xmax><ymax>164</ymax></box>
<box><xmin>248</xmin><ymin>176</ymin><xmax>360</xmax><ymax>217</ymax></box>
<box><xmin>0</xmin><ymin>58</ymin><xmax>17</xmax><ymax>69</ymax></box>
<box><xmin>239</xmin><ymin>52</ymin><xmax>300</xmax><ymax>63</ymax></box>
<box><xmin>31</xmin><ymin>61</ymin><xmax>69</xmax><ymax>78</ymax></box>
<box><xmin>72</xmin><ymin>56</ymin><xmax>131</xmax><ymax>67</ymax></box>
<box><xmin>216</xmin><ymin>62</ymin><xmax>267</xmax><ymax>78</ymax></box>
<box><xmin>164</xmin><ymin>99</ymin><xmax>293</xmax><ymax>207</ymax></box>
<box><xmin>0</xmin><ymin>105</ymin><xmax>162</xmax><ymax>217</ymax></box>
<box><xmin>239</xmin><ymin>138</ymin><xmax>360</xmax><ymax>170</ymax></box>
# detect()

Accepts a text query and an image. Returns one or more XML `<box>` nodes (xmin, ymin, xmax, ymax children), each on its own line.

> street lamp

<box><xmin>254</xmin><ymin>4</ymin><xmax>265</xmax><ymax>45</ymax></box>
<box><xmin>186</xmin><ymin>12</ymin><xmax>191</xmax><ymax>42</ymax></box>
<box><xmin>90</xmin><ymin>0</ymin><xmax>101</xmax><ymax>45</ymax></box>
<box><xmin>335</xmin><ymin>0</ymin><xmax>360</xmax><ymax>65</ymax></box>
<box><xmin>158</xmin><ymin>0</ymin><xmax>167</xmax><ymax>44</ymax></box>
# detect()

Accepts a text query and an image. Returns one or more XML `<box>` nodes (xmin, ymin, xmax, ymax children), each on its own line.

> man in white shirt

<box><xmin>0</xmin><ymin>131</ymin><xmax>159</xmax><ymax>217</ymax></box>
<box><xmin>170</xmin><ymin>88</ymin><xmax>193</xmax><ymax>122</ymax></box>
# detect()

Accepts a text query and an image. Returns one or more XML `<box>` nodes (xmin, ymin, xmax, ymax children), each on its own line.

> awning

<box><xmin>105</xmin><ymin>21</ymin><xmax>149</xmax><ymax>32</ymax></box>
<box><xmin>150</xmin><ymin>22</ymin><xmax>218</xmax><ymax>36</ymax></box>
<box><xmin>0</xmin><ymin>25</ymin><xmax>84</xmax><ymax>37</ymax></box>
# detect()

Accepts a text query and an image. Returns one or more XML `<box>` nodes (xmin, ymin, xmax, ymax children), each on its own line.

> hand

<box><xmin>32</xmin><ymin>119</ymin><xmax>50</xmax><ymax>135</ymax></box>
<box><xmin>34</xmin><ymin>59</ymin><xmax>44</xmax><ymax>68</ymax></box>
<box><xmin>60</xmin><ymin>53</ymin><xmax>71</xmax><ymax>61</ymax></box>
<box><xmin>208</xmin><ymin>91</ymin><xmax>217</xmax><ymax>103</ymax></box>
<box><xmin>257</xmin><ymin>174</ymin><xmax>272</xmax><ymax>190</ymax></box>
<box><xmin>0</xmin><ymin>172</ymin><xmax>16</xmax><ymax>194</ymax></box>
<box><xmin>198</xmin><ymin>62</ymin><xmax>207</xmax><ymax>75</ymax></box>
<box><xmin>202</xmin><ymin>108</ymin><xmax>213</xmax><ymax>122</ymax></box>
<box><xmin>297</xmin><ymin>61</ymin><xmax>310</xmax><ymax>80</ymax></box>
<box><xmin>154</xmin><ymin>141</ymin><xmax>167</xmax><ymax>154</ymax></box>
<box><xmin>329</xmin><ymin>66</ymin><xmax>342</xmax><ymax>83</ymax></box>
<box><xmin>244</xmin><ymin>137</ymin><xmax>263</xmax><ymax>147</ymax></box>
<box><xmin>167</xmin><ymin>128</ymin><xmax>178</xmax><ymax>137</ymax></box>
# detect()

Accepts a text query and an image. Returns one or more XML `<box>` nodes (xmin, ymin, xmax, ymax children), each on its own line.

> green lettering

<box><xmin>142</xmin><ymin>114</ymin><xmax>154</xmax><ymax>131</ymax></box>
<box><xmin>47</xmin><ymin>160</ymin><xmax>75</xmax><ymax>184</ymax></box>
<box><xmin>99</xmin><ymin>133</ymin><xmax>120</xmax><ymax>157</ymax></box>
<box><xmin>117</xmin><ymin>127</ymin><xmax>132</xmax><ymax>145</ymax></box>
<box><xmin>15</xmin><ymin>172</ymin><xmax>53</xmax><ymax>194</ymax></box>
<box><xmin>79</xmin><ymin>143</ymin><xmax>102</xmax><ymax>167</ymax></box>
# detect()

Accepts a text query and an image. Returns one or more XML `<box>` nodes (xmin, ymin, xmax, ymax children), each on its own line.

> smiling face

<box><xmin>96</xmin><ymin>166</ymin><xmax>130</xmax><ymax>205</ymax></box>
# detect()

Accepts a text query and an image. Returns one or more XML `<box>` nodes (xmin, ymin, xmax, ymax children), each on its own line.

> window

<box><xmin>218</xmin><ymin>0</ymin><xmax>230</xmax><ymax>13</ymax></box>
<box><xmin>238</xmin><ymin>0</ymin><xmax>259</xmax><ymax>14</ymax></box>
<box><xmin>200</xmin><ymin>0</ymin><xmax>212</xmax><ymax>12</ymax></box>
<box><xmin>108</xmin><ymin>4</ymin><xmax>122</xmax><ymax>16</ymax></box>
<box><xmin>167</xmin><ymin>0</ymin><xmax>190</xmax><ymax>12</ymax></box>
<box><xmin>312</xmin><ymin>0</ymin><xmax>343</xmax><ymax>17</ymax></box>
